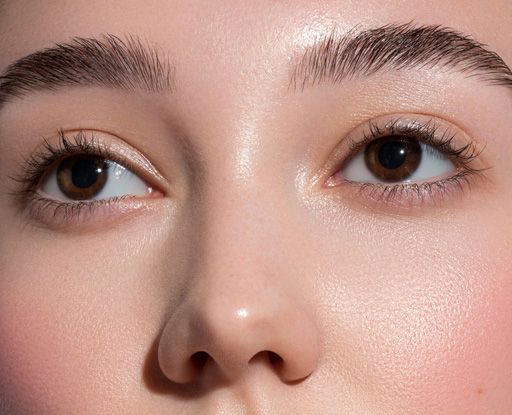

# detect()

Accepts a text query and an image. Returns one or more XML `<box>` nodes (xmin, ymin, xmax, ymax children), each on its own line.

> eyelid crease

<box><xmin>10</xmin><ymin>129</ymin><xmax>166</xmax><ymax>199</ymax></box>
<box><xmin>346</xmin><ymin>116</ymin><xmax>483</xmax><ymax>168</ymax></box>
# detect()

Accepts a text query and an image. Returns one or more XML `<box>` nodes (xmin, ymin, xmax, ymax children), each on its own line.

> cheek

<box><xmin>0</xmin><ymin>282</ymin><xmax>127</xmax><ymax>414</ymax></box>
<box><xmin>315</xmin><ymin>219</ymin><xmax>512</xmax><ymax>412</ymax></box>
<box><xmin>0</xmin><ymin>239</ymin><xmax>156</xmax><ymax>414</ymax></box>
<box><xmin>0</xmin><ymin>296</ymin><xmax>98</xmax><ymax>413</ymax></box>
<box><xmin>370</xmin><ymin>261</ymin><xmax>512</xmax><ymax>410</ymax></box>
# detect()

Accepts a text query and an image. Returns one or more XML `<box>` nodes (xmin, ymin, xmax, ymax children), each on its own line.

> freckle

<box><xmin>477</xmin><ymin>387</ymin><xmax>484</xmax><ymax>395</ymax></box>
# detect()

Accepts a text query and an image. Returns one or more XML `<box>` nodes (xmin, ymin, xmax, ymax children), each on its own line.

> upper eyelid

<box><xmin>20</xmin><ymin>132</ymin><xmax>128</xmax><ymax>187</ymax></box>
<box><xmin>310</xmin><ymin>113</ymin><xmax>487</xmax><ymax>189</ymax></box>
<box><xmin>344</xmin><ymin>116</ymin><xmax>483</xmax><ymax>166</ymax></box>
<box><xmin>13</xmin><ymin>129</ymin><xmax>168</xmax><ymax>196</ymax></box>
<box><xmin>302</xmin><ymin>114</ymin><xmax>484</xmax><ymax>191</ymax></box>
<box><xmin>319</xmin><ymin>114</ymin><xmax>492</xmax><ymax>210</ymax></box>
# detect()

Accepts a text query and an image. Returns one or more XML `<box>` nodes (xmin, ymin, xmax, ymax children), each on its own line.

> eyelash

<box><xmin>329</xmin><ymin>118</ymin><xmax>487</xmax><ymax>205</ymax></box>
<box><xmin>11</xmin><ymin>119</ymin><xmax>487</xmax><ymax>223</ymax></box>
<box><xmin>12</xmin><ymin>130</ymin><xmax>135</xmax><ymax>222</ymax></box>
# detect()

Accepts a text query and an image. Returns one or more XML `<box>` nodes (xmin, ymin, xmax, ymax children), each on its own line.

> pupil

<box><xmin>71</xmin><ymin>158</ymin><xmax>103</xmax><ymax>188</ymax></box>
<box><xmin>378</xmin><ymin>141</ymin><xmax>407</xmax><ymax>170</ymax></box>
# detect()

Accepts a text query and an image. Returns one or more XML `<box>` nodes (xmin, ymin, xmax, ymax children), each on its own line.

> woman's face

<box><xmin>1</xmin><ymin>0</ymin><xmax>512</xmax><ymax>413</ymax></box>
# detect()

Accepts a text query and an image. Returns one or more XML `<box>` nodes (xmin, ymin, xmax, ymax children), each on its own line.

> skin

<box><xmin>1</xmin><ymin>0</ymin><xmax>512</xmax><ymax>413</ymax></box>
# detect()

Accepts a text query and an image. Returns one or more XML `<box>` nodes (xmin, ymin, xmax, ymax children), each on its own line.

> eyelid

<box><xmin>11</xmin><ymin>129</ymin><xmax>169</xmax><ymax>228</ymax></box>
<box><xmin>18</xmin><ymin>129</ymin><xmax>169</xmax><ymax>197</ymax></box>
<box><xmin>87</xmin><ymin>131</ymin><xmax>168</xmax><ymax>192</ymax></box>
<box><xmin>314</xmin><ymin>113</ymin><xmax>489</xmax><ymax>210</ymax></box>
<box><xmin>322</xmin><ymin>114</ymin><xmax>485</xmax><ymax>183</ymax></box>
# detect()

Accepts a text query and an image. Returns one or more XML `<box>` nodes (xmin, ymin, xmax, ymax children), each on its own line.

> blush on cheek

<box><xmin>375</xmin><ymin>259</ymin><xmax>512</xmax><ymax>412</ymax></box>
<box><xmin>318</xmin><ymin>232</ymin><xmax>512</xmax><ymax>413</ymax></box>
<box><xmin>0</xmin><ymin>298</ymin><xmax>99</xmax><ymax>414</ymax></box>
<box><xmin>443</xmin><ymin>285</ymin><xmax>512</xmax><ymax>408</ymax></box>
<box><xmin>0</xmin><ymin>287</ymin><xmax>145</xmax><ymax>414</ymax></box>
<box><xmin>0</xmin><ymin>306</ymin><xmax>69</xmax><ymax>412</ymax></box>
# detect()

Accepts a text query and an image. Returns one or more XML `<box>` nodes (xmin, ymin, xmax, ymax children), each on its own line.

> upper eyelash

<box><xmin>9</xmin><ymin>120</ymin><xmax>486</xmax><ymax>213</ymax></box>
<box><xmin>11</xmin><ymin>130</ymin><xmax>131</xmax><ymax>197</ymax></box>
<box><xmin>347</xmin><ymin>117</ymin><xmax>482</xmax><ymax>168</ymax></box>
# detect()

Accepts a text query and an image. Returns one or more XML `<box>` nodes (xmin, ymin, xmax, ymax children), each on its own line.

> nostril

<box><xmin>267</xmin><ymin>351</ymin><xmax>283</xmax><ymax>368</ymax></box>
<box><xmin>157</xmin><ymin>293</ymin><xmax>320</xmax><ymax>384</ymax></box>
<box><xmin>248</xmin><ymin>350</ymin><xmax>285</xmax><ymax>373</ymax></box>
<box><xmin>190</xmin><ymin>351</ymin><xmax>209</xmax><ymax>373</ymax></box>
<box><xmin>254</xmin><ymin>350</ymin><xmax>313</xmax><ymax>383</ymax></box>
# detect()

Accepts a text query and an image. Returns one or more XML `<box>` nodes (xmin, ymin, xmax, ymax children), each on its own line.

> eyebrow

<box><xmin>292</xmin><ymin>23</ymin><xmax>512</xmax><ymax>91</ymax></box>
<box><xmin>0</xmin><ymin>34</ymin><xmax>174</xmax><ymax>108</ymax></box>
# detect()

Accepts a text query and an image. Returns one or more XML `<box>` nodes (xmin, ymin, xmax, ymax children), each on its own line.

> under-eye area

<box><xmin>324</xmin><ymin>115</ymin><xmax>488</xmax><ymax>207</ymax></box>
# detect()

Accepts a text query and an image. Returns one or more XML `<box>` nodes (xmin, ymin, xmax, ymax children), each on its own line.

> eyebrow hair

<box><xmin>292</xmin><ymin>23</ymin><xmax>512</xmax><ymax>91</ymax></box>
<box><xmin>0</xmin><ymin>34</ymin><xmax>174</xmax><ymax>108</ymax></box>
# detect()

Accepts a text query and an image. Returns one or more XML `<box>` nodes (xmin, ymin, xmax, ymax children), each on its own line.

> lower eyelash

<box><xmin>26</xmin><ymin>193</ymin><xmax>124</xmax><ymax>221</ymax></box>
<box><xmin>9</xmin><ymin>130</ymin><xmax>146</xmax><ymax>224</ymax></box>
<box><xmin>328</xmin><ymin>116</ymin><xmax>490</xmax><ymax>207</ymax></box>
<box><xmin>21</xmin><ymin>192</ymin><xmax>136</xmax><ymax>227</ymax></box>
<box><xmin>341</xmin><ymin>169</ymin><xmax>486</xmax><ymax>207</ymax></box>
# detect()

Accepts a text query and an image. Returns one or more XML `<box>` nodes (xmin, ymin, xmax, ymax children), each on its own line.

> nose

<box><xmin>158</xmin><ymin>289</ymin><xmax>319</xmax><ymax>384</ymax></box>
<box><xmin>157</xmin><ymin>199</ymin><xmax>320</xmax><ymax>385</ymax></box>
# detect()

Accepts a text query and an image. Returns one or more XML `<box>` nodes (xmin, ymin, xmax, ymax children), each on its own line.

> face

<box><xmin>1</xmin><ymin>0</ymin><xmax>512</xmax><ymax>413</ymax></box>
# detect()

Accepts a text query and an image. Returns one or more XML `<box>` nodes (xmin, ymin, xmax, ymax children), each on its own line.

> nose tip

<box><xmin>157</xmin><ymin>294</ymin><xmax>320</xmax><ymax>384</ymax></box>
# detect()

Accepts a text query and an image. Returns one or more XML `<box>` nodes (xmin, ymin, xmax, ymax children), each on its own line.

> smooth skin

<box><xmin>1</xmin><ymin>0</ymin><xmax>512</xmax><ymax>414</ymax></box>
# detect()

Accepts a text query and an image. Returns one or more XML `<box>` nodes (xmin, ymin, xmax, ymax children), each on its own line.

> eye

<box><xmin>341</xmin><ymin>135</ymin><xmax>456</xmax><ymax>183</ymax></box>
<box><xmin>39</xmin><ymin>154</ymin><xmax>151</xmax><ymax>201</ymax></box>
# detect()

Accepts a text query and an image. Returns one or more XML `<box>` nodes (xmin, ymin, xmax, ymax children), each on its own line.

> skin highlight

<box><xmin>0</xmin><ymin>1</ymin><xmax>512</xmax><ymax>414</ymax></box>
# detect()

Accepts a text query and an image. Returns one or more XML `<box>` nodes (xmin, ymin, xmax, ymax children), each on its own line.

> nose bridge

<box><xmin>188</xmin><ymin>179</ymin><xmax>288</xmax><ymax>330</ymax></box>
<box><xmin>198</xmin><ymin>180</ymin><xmax>278</xmax><ymax>288</ymax></box>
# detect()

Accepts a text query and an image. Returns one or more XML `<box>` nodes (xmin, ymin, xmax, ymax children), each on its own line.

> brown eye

<box><xmin>364</xmin><ymin>136</ymin><xmax>422</xmax><ymax>182</ymax></box>
<box><xmin>56</xmin><ymin>155</ymin><xmax>109</xmax><ymax>200</ymax></box>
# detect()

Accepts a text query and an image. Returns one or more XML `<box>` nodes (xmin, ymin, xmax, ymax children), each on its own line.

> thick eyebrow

<box><xmin>0</xmin><ymin>34</ymin><xmax>174</xmax><ymax>108</ymax></box>
<box><xmin>291</xmin><ymin>23</ymin><xmax>512</xmax><ymax>91</ymax></box>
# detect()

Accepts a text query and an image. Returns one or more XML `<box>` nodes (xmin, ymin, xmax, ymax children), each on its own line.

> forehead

<box><xmin>1</xmin><ymin>0</ymin><xmax>511</xmax><ymax>77</ymax></box>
